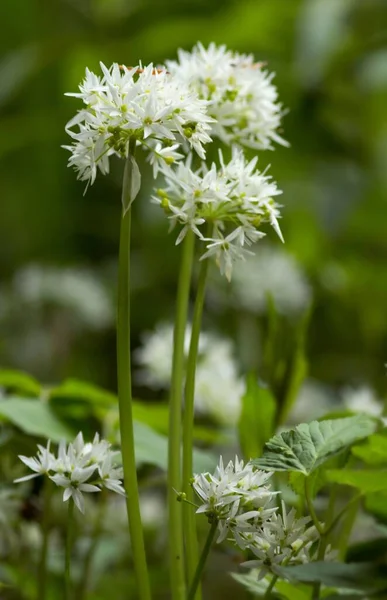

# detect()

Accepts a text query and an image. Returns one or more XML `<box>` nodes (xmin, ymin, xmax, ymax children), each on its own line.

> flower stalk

<box><xmin>182</xmin><ymin>233</ymin><xmax>211</xmax><ymax>599</ymax></box>
<box><xmin>117</xmin><ymin>143</ymin><xmax>151</xmax><ymax>600</ymax></box>
<box><xmin>168</xmin><ymin>229</ymin><xmax>195</xmax><ymax>600</ymax></box>
<box><xmin>37</xmin><ymin>478</ymin><xmax>53</xmax><ymax>600</ymax></box>
<box><xmin>65</xmin><ymin>498</ymin><xmax>75</xmax><ymax>600</ymax></box>
<box><xmin>187</xmin><ymin>519</ymin><xmax>218</xmax><ymax>600</ymax></box>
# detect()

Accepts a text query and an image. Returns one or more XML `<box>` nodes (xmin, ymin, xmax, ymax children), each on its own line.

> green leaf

<box><xmin>352</xmin><ymin>433</ymin><xmax>387</xmax><ymax>465</ymax></box>
<box><xmin>238</xmin><ymin>375</ymin><xmax>276</xmax><ymax>459</ymax></box>
<box><xmin>365</xmin><ymin>491</ymin><xmax>387</xmax><ymax>522</ymax></box>
<box><xmin>0</xmin><ymin>369</ymin><xmax>41</xmax><ymax>396</ymax></box>
<box><xmin>133</xmin><ymin>421</ymin><xmax>217</xmax><ymax>472</ymax></box>
<box><xmin>275</xmin><ymin>561</ymin><xmax>387</xmax><ymax>593</ymax></box>
<box><xmin>0</xmin><ymin>397</ymin><xmax>73</xmax><ymax>441</ymax></box>
<box><xmin>326</xmin><ymin>469</ymin><xmax>387</xmax><ymax>494</ymax></box>
<box><xmin>252</xmin><ymin>415</ymin><xmax>377</xmax><ymax>475</ymax></box>
<box><xmin>49</xmin><ymin>379</ymin><xmax>117</xmax><ymax>408</ymax></box>
<box><xmin>231</xmin><ymin>570</ymin><xmax>310</xmax><ymax>599</ymax></box>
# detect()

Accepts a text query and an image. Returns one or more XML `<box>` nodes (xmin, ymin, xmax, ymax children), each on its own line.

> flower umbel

<box><xmin>153</xmin><ymin>147</ymin><xmax>283</xmax><ymax>280</ymax></box>
<box><xmin>167</xmin><ymin>42</ymin><xmax>288</xmax><ymax>151</ymax></box>
<box><xmin>15</xmin><ymin>432</ymin><xmax>125</xmax><ymax>513</ymax></box>
<box><xmin>64</xmin><ymin>62</ymin><xmax>213</xmax><ymax>187</ymax></box>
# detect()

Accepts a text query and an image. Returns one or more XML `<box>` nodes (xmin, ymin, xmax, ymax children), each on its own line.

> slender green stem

<box><xmin>264</xmin><ymin>574</ymin><xmax>278</xmax><ymax>599</ymax></box>
<box><xmin>187</xmin><ymin>520</ymin><xmax>217</xmax><ymax>600</ymax></box>
<box><xmin>117</xmin><ymin>146</ymin><xmax>151</xmax><ymax>600</ymax></box>
<box><xmin>37</xmin><ymin>478</ymin><xmax>53</xmax><ymax>600</ymax></box>
<box><xmin>304</xmin><ymin>478</ymin><xmax>324</xmax><ymax>535</ymax></box>
<box><xmin>183</xmin><ymin>247</ymin><xmax>210</xmax><ymax>600</ymax></box>
<box><xmin>77</xmin><ymin>491</ymin><xmax>107</xmax><ymax>600</ymax></box>
<box><xmin>168</xmin><ymin>229</ymin><xmax>195</xmax><ymax>600</ymax></box>
<box><xmin>65</xmin><ymin>498</ymin><xmax>75</xmax><ymax>600</ymax></box>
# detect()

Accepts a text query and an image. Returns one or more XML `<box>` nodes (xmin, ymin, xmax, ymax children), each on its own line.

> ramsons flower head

<box><xmin>64</xmin><ymin>62</ymin><xmax>213</xmax><ymax>187</ymax></box>
<box><xmin>192</xmin><ymin>457</ymin><xmax>277</xmax><ymax>543</ymax></box>
<box><xmin>167</xmin><ymin>42</ymin><xmax>288</xmax><ymax>151</ymax></box>
<box><xmin>15</xmin><ymin>432</ymin><xmax>125</xmax><ymax>513</ymax></box>
<box><xmin>153</xmin><ymin>147</ymin><xmax>283</xmax><ymax>280</ymax></box>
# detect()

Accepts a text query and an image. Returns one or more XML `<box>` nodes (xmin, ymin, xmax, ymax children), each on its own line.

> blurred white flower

<box><xmin>342</xmin><ymin>385</ymin><xmax>384</xmax><ymax>417</ymax></box>
<box><xmin>211</xmin><ymin>245</ymin><xmax>311</xmax><ymax>315</ymax></box>
<box><xmin>288</xmin><ymin>379</ymin><xmax>335</xmax><ymax>425</ymax></box>
<box><xmin>135</xmin><ymin>322</ymin><xmax>244</xmax><ymax>426</ymax></box>
<box><xmin>12</xmin><ymin>264</ymin><xmax>113</xmax><ymax>330</ymax></box>
<box><xmin>15</xmin><ymin>432</ymin><xmax>125</xmax><ymax>513</ymax></box>
<box><xmin>64</xmin><ymin>62</ymin><xmax>213</xmax><ymax>186</ymax></box>
<box><xmin>167</xmin><ymin>42</ymin><xmax>288</xmax><ymax>151</ymax></box>
<box><xmin>154</xmin><ymin>147</ymin><xmax>283</xmax><ymax>280</ymax></box>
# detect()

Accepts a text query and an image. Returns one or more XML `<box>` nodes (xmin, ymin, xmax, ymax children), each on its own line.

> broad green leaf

<box><xmin>252</xmin><ymin>416</ymin><xmax>377</xmax><ymax>475</ymax></box>
<box><xmin>231</xmin><ymin>570</ymin><xmax>310</xmax><ymax>599</ymax></box>
<box><xmin>133</xmin><ymin>421</ymin><xmax>216</xmax><ymax>472</ymax></box>
<box><xmin>326</xmin><ymin>469</ymin><xmax>387</xmax><ymax>494</ymax></box>
<box><xmin>0</xmin><ymin>397</ymin><xmax>73</xmax><ymax>441</ymax></box>
<box><xmin>49</xmin><ymin>379</ymin><xmax>117</xmax><ymax>408</ymax></box>
<box><xmin>352</xmin><ymin>434</ymin><xmax>387</xmax><ymax>465</ymax></box>
<box><xmin>290</xmin><ymin>452</ymin><xmax>351</xmax><ymax>498</ymax></box>
<box><xmin>0</xmin><ymin>369</ymin><xmax>40</xmax><ymax>396</ymax></box>
<box><xmin>365</xmin><ymin>491</ymin><xmax>387</xmax><ymax>522</ymax></box>
<box><xmin>238</xmin><ymin>374</ymin><xmax>276</xmax><ymax>459</ymax></box>
<box><xmin>275</xmin><ymin>561</ymin><xmax>387</xmax><ymax>593</ymax></box>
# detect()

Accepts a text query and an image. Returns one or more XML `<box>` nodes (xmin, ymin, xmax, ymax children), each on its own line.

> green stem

<box><xmin>65</xmin><ymin>498</ymin><xmax>75</xmax><ymax>600</ymax></box>
<box><xmin>187</xmin><ymin>520</ymin><xmax>217</xmax><ymax>600</ymax></box>
<box><xmin>77</xmin><ymin>491</ymin><xmax>107</xmax><ymax>600</ymax></box>
<box><xmin>337</xmin><ymin>494</ymin><xmax>361</xmax><ymax>560</ymax></box>
<box><xmin>37</xmin><ymin>478</ymin><xmax>53</xmax><ymax>600</ymax></box>
<box><xmin>304</xmin><ymin>478</ymin><xmax>324</xmax><ymax>535</ymax></box>
<box><xmin>264</xmin><ymin>574</ymin><xmax>278</xmax><ymax>599</ymax></box>
<box><xmin>168</xmin><ymin>229</ymin><xmax>195</xmax><ymax>600</ymax></box>
<box><xmin>183</xmin><ymin>246</ymin><xmax>210</xmax><ymax>600</ymax></box>
<box><xmin>117</xmin><ymin>146</ymin><xmax>151</xmax><ymax>600</ymax></box>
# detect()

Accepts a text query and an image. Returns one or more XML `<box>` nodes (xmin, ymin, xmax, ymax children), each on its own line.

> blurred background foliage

<box><xmin>1</xmin><ymin>0</ymin><xmax>387</xmax><ymax>597</ymax></box>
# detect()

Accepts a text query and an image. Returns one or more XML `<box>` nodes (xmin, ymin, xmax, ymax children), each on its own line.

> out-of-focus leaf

<box><xmin>0</xmin><ymin>45</ymin><xmax>40</xmax><ymax>107</ymax></box>
<box><xmin>275</xmin><ymin>561</ymin><xmax>387</xmax><ymax>593</ymax></box>
<box><xmin>0</xmin><ymin>369</ymin><xmax>41</xmax><ymax>396</ymax></box>
<box><xmin>239</xmin><ymin>374</ymin><xmax>276</xmax><ymax>459</ymax></box>
<box><xmin>133</xmin><ymin>421</ymin><xmax>216</xmax><ymax>472</ymax></box>
<box><xmin>252</xmin><ymin>416</ymin><xmax>377</xmax><ymax>475</ymax></box>
<box><xmin>232</xmin><ymin>569</ymin><xmax>311</xmax><ymax>599</ymax></box>
<box><xmin>326</xmin><ymin>469</ymin><xmax>387</xmax><ymax>494</ymax></box>
<box><xmin>49</xmin><ymin>379</ymin><xmax>117</xmax><ymax>407</ymax></box>
<box><xmin>0</xmin><ymin>397</ymin><xmax>73</xmax><ymax>441</ymax></box>
<box><xmin>366</xmin><ymin>491</ymin><xmax>387</xmax><ymax>523</ymax></box>
<box><xmin>352</xmin><ymin>433</ymin><xmax>387</xmax><ymax>465</ymax></box>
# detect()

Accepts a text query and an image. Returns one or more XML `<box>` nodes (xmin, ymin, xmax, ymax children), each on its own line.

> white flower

<box><xmin>14</xmin><ymin>441</ymin><xmax>55</xmax><ymax>482</ymax></box>
<box><xmin>192</xmin><ymin>457</ymin><xmax>277</xmax><ymax>543</ymax></box>
<box><xmin>51</xmin><ymin>466</ymin><xmax>101</xmax><ymax>513</ymax></box>
<box><xmin>167</xmin><ymin>42</ymin><xmax>288</xmax><ymax>151</ymax></box>
<box><xmin>135</xmin><ymin>322</ymin><xmax>244</xmax><ymax>426</ymax></box>
<box><xmin>210</xmin><ymin>245</ymin><xmax>311</xmax><ymax>316</ymax></box>
<box><xmin>342</xmin><ymin>385</ymin><xmax>384</xmax><ymax>417</ymax></box>
<box><xmin>15</xmin><ymin>432</ymin><xmax>125</xmax><ymax>513</ymax></box>
<box><xmin>64</xmin><ymin>62</ymin><xmax>213</xmax><ymax>187</ymax></box>
<box><xmin>154</xmin><ymin>147</ymin><xmax>283</xmax><ymax>280</ymax></box>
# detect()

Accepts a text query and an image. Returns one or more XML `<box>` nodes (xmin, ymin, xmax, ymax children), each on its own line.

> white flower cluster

<box><xmin>153</xmin><ymin>147</ymin><xmax>283</xmax><ymax>280</ymax></box>
<box><xmin>64</xmin><ymin>62</ymin><xmax>213</xmax><ymax>186</ymax></box>
<box><xmin>167</xmin><ymin>42</ymin><xmax>288</xmax><ymax>151</ymax></box>
<box><xmin>342</xmin><ymin>385</ymin><xmax>385</xmax><ymax>417</ymax></box>
<box><xmin>135</xmin><ymin>322</ymin><xmax>244</xmax><ymax>426</ymax></box>
<box><xmin>193</xmin><ymin>459</ymin><xmax>318</xmax><ymax>579</ymax></box>
<box><xmin>210</xmin><ymin>245</ymin><xmax>311</xmax><ymax>315</ymax></box>
<box><xmin>15</xmin><ymin>433</ymin><xmax>125</xmax><ymax>513</ymax></box>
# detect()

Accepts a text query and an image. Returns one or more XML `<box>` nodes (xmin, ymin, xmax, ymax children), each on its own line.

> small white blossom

<box><xmin>15</xmin><ymin>432</ymin><xmax>125</xmax><ymax>513</ymax></box>
<box><xmin>167</xmin><ymin>42</ymin><xmax>288</xmax><ymax>151</ymax></box>
<box><xmin>64</xmin><ymin>62</ymin><xmax>213</xmax><ymax>187</ymax></box>
<box><xmin>192</xmin><ymin>457</ymin><xmax>277</xmax><ymax>543</ymax></box>
<box><xmin>154</xmin><ymin>147</ymin><xmax>283</xmax><ymax>280</ymax></box>
<box><xmin>342</xmin><ymin>385</ymin><xmax>384</xmax><ymax>417</ymax></box>
<box><xmin>135</xmin><ymin>323</ymin><xmax>244</xmax><ymax>426</ymax></box>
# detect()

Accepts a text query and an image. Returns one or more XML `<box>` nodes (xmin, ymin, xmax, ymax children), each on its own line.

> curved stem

<box><xmin>37</xmin><ymin>478</ymin><xmax>53</xmax><ymax>600</ymax></box>
<box><xmin>77</xmin><ymin>491</ymin><xmax>107</xmax><ymax>600</ymax></box>
<box><xmin>304</xmin><ymin>478</ymin><xmax>324</xmax><ymax>535</ymax></box>
<box><xmin>168</xmin><ymin>230</ymin><xmax>195</xmax><ymax>600</ymax></box>
<box><xmin>187</xmin><ymin>519</ymin><xmax>217</xmax><ymax>600</ymax></box>
<box><xmin>117</xmin><ymin>147</ymin><xmax>151</xmax><ymax>600</ymax></box>
<box><xmin>183</xmin><ymin>249</ymin><xmax>210</xmax><ymax>600</ymax></box>
<box><xmin>264</xmin><ymin>574</ymin><xmax>278</xmax><ymax>599</ymax></box>
<box><xmin>65</xmin><ymin>498</ymin><xmax>75</xmax><ymax>600</ymax></box>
